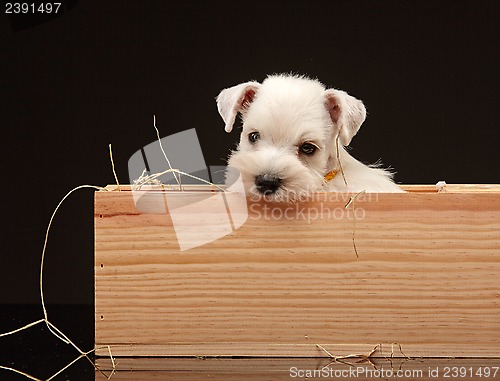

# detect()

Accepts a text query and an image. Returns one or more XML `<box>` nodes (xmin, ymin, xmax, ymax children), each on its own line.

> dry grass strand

<box><xmin>345</xmin><ymin>190</ymin><xmax>366</xmax><ymax>259</ymax></box>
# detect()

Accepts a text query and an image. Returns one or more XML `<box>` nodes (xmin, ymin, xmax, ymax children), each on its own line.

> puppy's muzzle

<box><xmin>255</xmin><ymin>174</ymin><xmax>282</xmax><ymax>195</ymax></box>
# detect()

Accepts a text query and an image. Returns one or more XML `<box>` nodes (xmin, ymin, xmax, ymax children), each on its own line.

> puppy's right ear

<box><xmin>216</xmin><ymin>81</ymin><xmax>261</xmax><ymax>133</ymax></box>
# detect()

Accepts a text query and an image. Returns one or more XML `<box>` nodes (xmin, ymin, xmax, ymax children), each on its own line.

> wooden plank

<box><xmin>95</xmin><ymin>186</ymin><xmax>500</xmax><ymax>358</ymax></box>
<box><xmin>95</xmin><ymin>343</ymin><xmax>500</xmax><ymax>358</ymax></box>
<box><xmin>95</xmin><ymin>358</ymin><xmax>500</xmax><ymax>379</ymax></box>
<box><xmin>104</xmin><ymin>183</ymin><xmax>500</xmax><ymax>193</ymax></box>
<box><xmin>402</xmin><ymin>184</ymin><xmax>500</xmax><ymax>193</ymax></box>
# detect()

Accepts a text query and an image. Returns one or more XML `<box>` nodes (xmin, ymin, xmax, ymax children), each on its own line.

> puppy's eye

<box><xmin>248</xmin><ymin>131</ymin><xmax>260</xmax><ymax>144</ymax></box>
<box><xmin>299</xmin><ymin>142</ymin><xmax>317</xmax><ymax>155</ymax></box>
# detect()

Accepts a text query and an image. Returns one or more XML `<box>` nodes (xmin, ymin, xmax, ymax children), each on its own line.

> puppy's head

<box><xmin>217</xmin><ymin>74</ymin><xmax>366</xmax><ymax>201</ymax></box>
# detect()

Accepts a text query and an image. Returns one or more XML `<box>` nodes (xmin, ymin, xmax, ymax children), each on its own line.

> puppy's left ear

<box><xmin>216</xmin><ymin>81</ymin><xmax>261</xmax><ymax>133</ymax></box>
<box><xmin>324</xmin><ymin>89</ymin><xmax>367</xmax><ymax>146</ymax></box>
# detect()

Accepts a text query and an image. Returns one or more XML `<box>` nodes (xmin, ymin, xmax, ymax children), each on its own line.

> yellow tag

<box><xmin>324</xmin><ymin>170</ymin><xmax>338</xmax><ymax>182</ymax></box>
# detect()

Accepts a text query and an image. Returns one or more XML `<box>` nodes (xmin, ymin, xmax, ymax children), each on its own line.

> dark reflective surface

<box><xmin>0</xmin><ymin>305</ymin><xmax>94</xmax><ymax>381</ymax></box>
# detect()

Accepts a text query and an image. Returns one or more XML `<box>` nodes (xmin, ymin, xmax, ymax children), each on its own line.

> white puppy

<box><xmin>217</xmin><ymin>74</ymin><xmax>403</xmax><ymax>201</ymax></box>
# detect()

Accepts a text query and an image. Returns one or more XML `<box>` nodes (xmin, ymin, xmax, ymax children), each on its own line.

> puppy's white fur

<box><xmin>217</xmin><ymin>74</ymin><xmax>403</xmax><ymax>201</ymax></box>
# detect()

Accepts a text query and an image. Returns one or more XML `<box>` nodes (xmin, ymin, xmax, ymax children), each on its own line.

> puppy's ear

<box><xmin>216</xmin><ymin>81</ymin><xmax>261</xmax><ymax>133</ymax></box>
<box><xmin>324</xmin><ymin>89</ymin><xmax>366</xmax><ymax>146</ymax></box>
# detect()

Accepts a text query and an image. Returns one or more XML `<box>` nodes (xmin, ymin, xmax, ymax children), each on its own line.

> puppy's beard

<box><xmin>227</xmin><ymin>150</ymin><xmax>325</xmax><ymax>202</ymax></box>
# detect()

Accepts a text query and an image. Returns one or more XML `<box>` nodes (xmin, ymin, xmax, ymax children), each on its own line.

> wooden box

<box><xmin>95</xmin><ymin>184</ymin><xmax>500</xmax><ymax>359</ymax></box>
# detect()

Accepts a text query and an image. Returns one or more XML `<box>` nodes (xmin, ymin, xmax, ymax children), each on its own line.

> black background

<box><xmin>1</xmin><ymin>0</ymin><xmax>499</xmax><ymax>379</ymax></box>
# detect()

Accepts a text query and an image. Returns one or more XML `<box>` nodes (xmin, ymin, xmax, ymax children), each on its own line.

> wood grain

<box><xmin>95</xmin><ymin>358</ymin><xmax>500</xmax><ymax>379</ymax></box>
<box><xmin>95</xmin><ymin>185</ymin><xmax>500</xmax><ymax>358</ymax></box>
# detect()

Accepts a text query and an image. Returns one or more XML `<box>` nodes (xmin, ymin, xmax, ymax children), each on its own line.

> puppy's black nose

<box><xmin>255</xmin><ymin>175</ymin><xmax>282</xmax><ymax>194</ymax></box>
